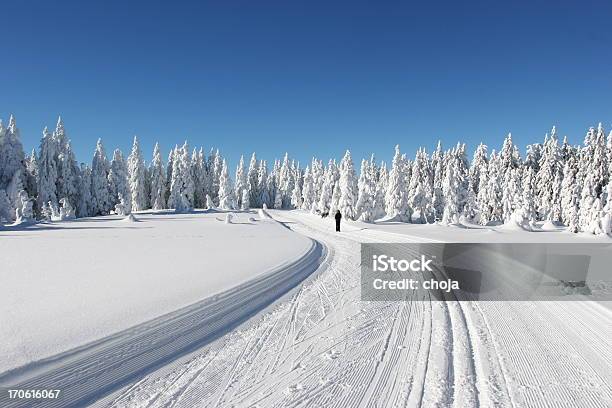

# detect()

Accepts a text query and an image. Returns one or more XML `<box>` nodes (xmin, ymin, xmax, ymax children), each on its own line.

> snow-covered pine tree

<box><xmin>165</xmin><ymin>147</ymin><xmax>175</xmax><ymax>205</ymax></box>
<box><xmin>180</xmin><ymin>142</ymin><xmax>195</xmax><ymax>209</ymax></box>
<box><xmin>109</xmin><ymin>149</ymin><xmax>131</xmax><ymax>213</ymax></box>
<box><xmin>470</xmin><ymin>143</ymin><xmax>488</xmax><ymax>196</ymax></box>
<box><xmin>374</xmin><ymin>160</ymin><xmax>387</xmax><ymax>219</ymax></box>
<box><xmin>301</xmin><ymin>165</ymin><xmax>315</xmax><ymax>211</ymax></box>
<box><xmin>430</xmin><ymin>142</ymin><xmax>446</xmax><ymax>220</ymax></box>
<box><xmin>356</xmin><ymin>159</ymin><xmax>376</xmax><ymax>222</ymax></box>
<box><xmin>234</xmin><ymin>155</ymin><xmax>247</xmax><ymax>209</ymax></box>
<box><xmin>385</xmin><ymin>145</ymin><xmax>410</xmax><ymax>221</ymax></box>
<box><xmin>337</xmin><ymin>150</ymin><xmax>358</xmax><ymax>220</ymax></box>
<box><xmin>524</xmin><ymin>143</ymin><xmax>542</xmax><ymax>173</ymax></box>
<box><xmin>218</xmin><ymin>159</ymin><xmax>235</xmax><ymax>210</ymax></box>
<box><xmin>247</xmin><ymin>153</ymin><xmax>259</xmax><ymax>207</ymax></box>
<box><xmin>91</xmin><ymin>139</ymin><xmax>112</xmax><ymax>215</ymax></box>
<box><xmin>149</xmin><ymin>143</ymin><xmax>167</xmax><ymax>210</ymax></box>
<box><xmin>485</xmin><ymin>150</ymin><xmax>503</xmax><ymax>224</ymax></box>
<box><xmin>241</xmin><ymin>188</ymin><xmax>250</xmax><ymax>211</ymax></box>
<box><xmin>601</xmin><ymin>183</ymin><xmax>612</xmax><ymax>235</ymax></box>
<box><xmin>408</xmin><ymin>148</ymin><xmax>433</xmax><ymax>223</ymax></box>
<box><xmin>0</xmin><ymin>116</ymin><xmax>28</xmax><ymax>221</ymax></box>
<box><xmin>500</xmin><ymin>133</ymin><xmax>521</xmax><ymax>172</ymax></box>
<box><xmin>560</xmin><ymin>158</ymin><xmax>578</xmax><ymax>226</ymax></box>
<box><xmin>536</xmin><ymin>127</ymin><xmax>563</xmax><ymax>221</ymax></box>
<box><xmin>0</xmin><ymin>116</ymin><xmax>26</xmax><ymax>195</ymax></box>
<box><xmin>311</xmin><ymin>158</ymin><xmax>324</xmax><ymax>203</ymax></box>
<box><xmin>591</xmin><ymin>123</ymin><xmax>609</xmax><ymax>197</ymax></box>
<box><xmin>454</xmin><ymin>143</ymin><xmax>470</xmax><ymax>214</ymax></box>
<box><xmin>54</xmin><ymin>118</ymin><xmax>81</xmax><ymax>213</ymax></box>
<box><xmin>579</xmin><ymin>172</ymin><xmax>596</xmax><ymax>233</ymax></box>
<box><xmin>317</xmin><ymin>160</ymin><xmax>334</xmax><ymax>214</ymax></box>
<box><xmin>37</xmin><ymin>127</ymin><xmax>58</xmax><ymax>212</ymax></box>
<box><xmin>501</xmin><ymin>167</ymin><xmax>522</xmax><ymax>222</ymax></box>
<box><xmin>191</xmin><ymin>148</ymin><xmax>205</xmax><ymax>208</ymax></box>
<box><xmin>278</xmin><ymin>153</ymin><xmax>292</xmax><ymax>208</ymax></box>
<box><xmin>258</xmin><ymin>160</ymin><xmax>270</xmax><ymax>208</ymax></box>
<box><xmin>441</xmin><ymin>155</ymin><xmax>460</xmax><ymax>225</ymax></box>
<box><xmin>211</xmin><ymin>150</ymin><xmax>222</xmax><ymax>205</ymax></box>
<box><xmin>78</xmin><ymin>163</ymin><xmax>93</xmax><ymax>218</ymax></box>
<box><xmin>128</xmin><ymin>136</ymin><xmax>147</xmax><ymax>212</ymax></box>
<box><xmin>290</xmin><ymin>170</ymin><xmax>302</xmax><ymax>209</ymax></box>
<box><xmin>520</xmin><ymin>166</ymin><xmax>537</xmax><ymax>227</ymax></box>
<box><xmin>24</xmin><ymin>149</ymin><xmax>39</xmax><ymax>216</ymax></box>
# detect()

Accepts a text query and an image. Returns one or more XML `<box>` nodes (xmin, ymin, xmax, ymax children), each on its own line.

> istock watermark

<box><xmin>361</xmin><ymin>243</ymin><xmax>612</xmax><ymax>302</ymax></box>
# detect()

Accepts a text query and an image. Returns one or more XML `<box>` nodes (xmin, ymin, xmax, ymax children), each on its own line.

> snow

<box><xmin>93</xmin><ymin>209</ymin><xmax>612</xmax><ymax>408</ymax></box>
<box><xmin>0</xmin><ymin>211</ymin><xmax>313</xmax><ymax>373</ymax></box>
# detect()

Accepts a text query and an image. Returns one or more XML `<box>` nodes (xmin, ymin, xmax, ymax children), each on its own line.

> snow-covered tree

<box><xmin>24</xmin><ymin>150</ymin><xmax>39</xmax><ymax>216</ymax></box>
<box><xmin>37</xmin><ymin>127</ymin><xmax>58</xmax><ymax>212</ymax></box>
<box><xmin>560</xmin><ymin>160</ymin><xmax>580</xmax><ymax>232</ymax></box>
<box><xmin>218</xmin><ymin>159</ymin><xmax>235</xmax><ymax>210</ymax></box>
<box><xmin>191</xmin><ymin>148</ymin><xmax>206</xmax><ymax>208</ymax></box>
<box><xmin>290</xmin><ymin>170</ymin><xmax>302</xmax><ymax>209</ymax></box>
<box><xmin>317</xmin><ymin>160</ymin><xmax>335</xmax><ymax>214</ymax></box>
<box><xmin>311</xmin><ymin>158</ymin><xmax>324</xmax><ymax>203</ymax></box>
<box><xmin>301</xmin><ymin>165</ymin><xmax>315</xmax><ymax>211</ymax></box>
<box><xmin>441</xmin><ymin>157</ymin><xmax>460</xmax><ymax>225</ymax></box>
<box><xmin>240</xmin><ymin>189</ymin><xmax>250</xmax><ymax>211</ymax></box>
<box><xmin>385</xmin><ymin>145</ymin><xmax>410</xmax><ymax>220</ymax></box>
<box><xmin>536</xmin><ymin>127</ymin><xmax>562</xmax><ymax>220</ymax></box>
<box><xmin>78</xmin><ymin>164</ymin><xmax>93</xmax><ymax>218</ymax></box>
<box><xmin>0</xmin><ymin>115</ymin><xmax>26</xmax><ymax>194</ymax></box>
<box><xmin>408</xmin><ymin>148</ymin><xmax>433</xmax><ymax>223</ymax></box>
<box><xmin>109</xmin><ymin>149</ymin><xmax>130</xmax><ymax>212</ymax></box>
<box><xmin>128</xmin><ymin>136</ymin><xmax>147</xmax><ymax>212</ymax></box>
<box><xmin>579</xmin><ymin>172</ymin><xmax>597</xmax><ymax>233</ymax></box>
<box><xmin>55</xmin><ymin>118</ymin><xmax>81</xmax><ymax>212</ymax></box>
<box><xmin>235</xmin><ymin>155</ymin><xmax>247</xmax><ymax>209</ymax></box>
<box><xmin>501</xmin><ymin>167</ymin><xmax>522</xmax><ymax>222</ymax></box>
<box><xmin>257</xmin><ymin>160</ymin><xmax>270</xmax><ymax>208</ymax></box>
<box><xmin>168</xmin><ymin>143</ymin><xmax>195</xmax><ymax>212</ymax></box>
<box><xmin>91</xmin><ymin>139</ymin><xmax>112</xmax><ymax>215</ymax></box>
<box><xmin>149</xmin><ymin>143</ymin><xmax>167</xmax><ymax>210</ymax></box>
<box><xmin>520</xmin><ymin>166</ymin><xmax>537</xmax><ymax>228</ymax></box>
<box><xmin>355</xmin><ymin>159</ymin><xmax>375</xmax><ymax>221</ymax></box>
<box><xmin>337</xmin><ymin>150</ymin><xmax>358</xmax><ymax>220</ymax></box>
<box><xmin>247</xmin><ymin>153</ymin><xmax>259</xmax><ymax>207</ymax></box>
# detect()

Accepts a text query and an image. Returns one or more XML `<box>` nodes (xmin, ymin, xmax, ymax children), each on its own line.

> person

<box><xmin>335</xmin><ymin>210</ymin><xmax>342</xmax><ymax>232</ymax></box>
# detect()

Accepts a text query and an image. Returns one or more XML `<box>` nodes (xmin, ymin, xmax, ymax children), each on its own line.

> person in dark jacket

<box><xmin>335</xmin><ymin>210</ymin><xmax>342</xmax><ymax>232</ymax></box>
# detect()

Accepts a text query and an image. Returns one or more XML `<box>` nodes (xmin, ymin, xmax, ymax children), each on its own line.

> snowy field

<box><xmin>95</xmin><ymin>210</ymin><xmax>611</xmax><ymax>408</ymax></box>
<box><xmin>0</xmin><ymin>210</ymin><xmax>610</xmax><ymax>408</ymax></box>
<box><xmin>0</xmin><ymin>211</ymin><xmax>314</xmax><ymax>374</ymax></box>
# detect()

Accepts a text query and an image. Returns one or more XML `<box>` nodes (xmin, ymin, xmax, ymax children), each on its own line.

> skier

<box><xmin>335</xmin><ymin>210</ymin><xmax>342</xmax><ymax>232</ymax></box>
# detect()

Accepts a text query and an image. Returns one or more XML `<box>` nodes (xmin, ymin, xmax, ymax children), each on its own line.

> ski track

<box><xmin>3</xmin><ymin>211</ymin><xmax>611</xmax><ymax>408</ymax></box>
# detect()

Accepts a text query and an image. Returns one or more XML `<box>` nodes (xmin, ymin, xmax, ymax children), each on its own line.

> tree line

<box><xmin>0</xmin><ymin>115</ymin><xmax>611</xmax><ymax>234</ymax></box>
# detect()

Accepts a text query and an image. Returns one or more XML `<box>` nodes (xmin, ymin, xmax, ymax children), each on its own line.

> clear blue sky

<box><xmin>2</xmin><ymin>0</ymin><xmax>611</xmax><ymax>169</ymax></box>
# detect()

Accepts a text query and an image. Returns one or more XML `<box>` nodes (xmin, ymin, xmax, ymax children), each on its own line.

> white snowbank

<box><xmin>0</xmin><ymin>212</ymin><xmax>312</xmax><ymax>373</ymax></box>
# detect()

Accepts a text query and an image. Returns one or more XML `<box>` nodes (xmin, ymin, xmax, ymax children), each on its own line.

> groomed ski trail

<box><xmin>0</xmin><ymin>235</ymin><xmax>323</xmax><ymax>408</ymax></box>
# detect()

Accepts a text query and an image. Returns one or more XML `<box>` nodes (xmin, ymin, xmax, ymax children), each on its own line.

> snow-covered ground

<box><xmin>0</xmin><ymin>211</ymin><xmax>314</xmax><ymax>374</ymax></box>
<box><xmin>87</xmin><ymin>210</ymin><xmax>610</xmax><ymax>408</ymax></box>
<box><xmin>1</xmin><ymin>210</ymin><xmax>611</xmax><ymax>408</ymax></box>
